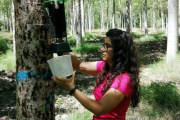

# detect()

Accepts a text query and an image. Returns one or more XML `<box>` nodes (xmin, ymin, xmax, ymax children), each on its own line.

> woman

<box><xmin>52</xmin><ymin>29</ymin><xmax>140</xmax><ymax>120</ymax></box>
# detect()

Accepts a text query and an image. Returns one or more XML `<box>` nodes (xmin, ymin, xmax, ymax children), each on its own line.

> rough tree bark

<box><xmin>14</xmin><ymin>0</ymin><xmax>54</xmax><ymax>119</ymax></box>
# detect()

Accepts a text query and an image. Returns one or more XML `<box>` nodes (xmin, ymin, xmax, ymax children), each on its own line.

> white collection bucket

<box><xmin>47</xmin><ymin>55</ymin><xmax>73</xmax><ymax>78</ymax></box>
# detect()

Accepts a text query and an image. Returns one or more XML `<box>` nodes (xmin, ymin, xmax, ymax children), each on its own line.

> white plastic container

<box><xmin>47</xmin><ymin>55</ymin><xmax>73</xmax><ymax>78</ymax></box>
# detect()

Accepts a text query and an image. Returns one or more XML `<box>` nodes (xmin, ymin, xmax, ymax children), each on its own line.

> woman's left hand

<box><xmin>52</xmin><ymin>71</ymin><xmax>76</xmax><ymax>92</ymax></box>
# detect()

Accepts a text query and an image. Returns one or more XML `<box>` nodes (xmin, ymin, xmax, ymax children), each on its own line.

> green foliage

<box><xmin>71</xmin><ymin>43</ymin><xmax>101</xmax><ymax>55</ymax></box>
<box><xmin>68</xmin><ymin>35</ymin><xmax>76</xmax><ymax>46</ymax></box>
<box><xmin>56</xmin><ymin>96</ymin><xmax>63</xmax><ymax>104</ymax></box>
<box><xmin>83</xmin><ymin>32</ymin><xmax>98</xmax><ymax>41</ymax></box>
<box><xmin>0</xmin><ymin>31</ymin><xmax>15</xmax><ymax>71</ymax></box>
<box><xmin>0</xmin><ymin>20</ymin><xmax>3</xmax><ymax>31</ymax></box>
<box><xmin>0</xmin><ymin>38</ymin><xmax>8</xmax><ymax>53</ymax></box>
<box><xmin>0</xmin><ymin>50</ymin><xmax>16</xmax><ymax>71</ymax></box>
<box><xmin>141</xmin><ymin>82</ymin><xmax>180</xmax><ymax>116</ymax></box>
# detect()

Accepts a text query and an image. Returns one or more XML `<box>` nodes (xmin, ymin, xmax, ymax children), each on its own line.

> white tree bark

<box><xmin>179</xmin><ymin>0</ymin><xmax>180</xmax><ymax>33</ymax></box>
<box><xmin>134</xmin><ymin>13</ymin><xmax>136</xmax><ymax>28</ymax></box>
<box><xmin>161</xmin><ymin>1</ymin><xmax>165</xmax><ymax>31</ymax></box>
<box><xmin>12</xmin><ymin>0</ymin><xmax>16</xmax><ymax>55</ymax></box>
<box><xmin>81</xmin><ymin>0</ymin><xmax>85</xmax><ymax>36</ymax></box>
<box><xmin>70</xmin><ymin>0</ymin><xmax>74</xmax><ymax>35</ymax></box>
<box><xmin>112</xmin><ymin>0</ymin><xmax>115</xmax><ymax>28</ymax></box>
<box><xmin>100</xmin><ymin>0</ymin><xmax>104</xmax><ymax>30</ymax></box>
<box><xmin>140</xmin><ymin>10</ymin><xmax>142</xmax><ymax>29</ymax></box>
<box><xmin>88</xmin><ymin>0</ymin><xmax>92</xmax><ymax>33</ymax></box>
<box><xmin>119</xmin><ymin>0</ymin><xmax>122</xmax><ymax>28</ymax></box>
<box><xmin>107</xmin><ymin>0</ymin><xmax>109</xmax><ymax>30</ymax></box>
<box><xmin>130</xmin><ymin>0</ymin><xmax>132</xmax><ymax>32</ymax></box>
<box><xmin>153</xmin><ymin>0</ymin><xmax>156</xmax><ymax>31</ymax></box>
<box><xmin>75</xmin><ymin>0</ymin><xmax>82</xmax><ymax>48</ymax></box>
<box><xmin>144</xmin><ymin>0</ymin><xmax>148</xmax><ymax>36</ymax></box>
<box><xmin>166</xmin><ymin>0</ymin><xmax>179</xmax><ymax>63</ymax></box>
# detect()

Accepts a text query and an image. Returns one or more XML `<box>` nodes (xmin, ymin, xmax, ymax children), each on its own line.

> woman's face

<box><xmin>101</xmin><ymin>37</ymin><xmax>113</xmax><ymax>65</ymax></box>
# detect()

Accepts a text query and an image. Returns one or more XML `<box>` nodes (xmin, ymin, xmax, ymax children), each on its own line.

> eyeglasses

<box><xmin>102</xmin><ymin>43</ymin><xmax>112</xmax><ymax>52</ymax></box>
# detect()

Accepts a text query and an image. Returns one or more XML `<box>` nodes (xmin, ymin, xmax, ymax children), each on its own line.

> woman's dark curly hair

<box><xmin>96</xmin><ymin>28</ymin><xmax>140</xmax><ymax>108</ymax></box>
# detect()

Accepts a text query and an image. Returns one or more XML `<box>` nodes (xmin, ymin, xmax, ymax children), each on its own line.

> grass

<box><xmin>0</xmin><ymin>31</ymin><xmax>15</xmax><ymax>71</ymax></box>
<box><xmin>67</xmin><ymin>109</ymin><xmax>93</xmax><ymax>120</ymax></box>
<box><xmin>71</xmin><ymin>43</ymin><xmax>101</xmax><ymax>55</ymax></box>
<box><xmin>0</xmin><ymin>50</ymin><xmax>16</xmax><ymax>71</ymax></box>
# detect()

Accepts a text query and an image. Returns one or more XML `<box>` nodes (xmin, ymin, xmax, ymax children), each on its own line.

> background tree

<box><xmin>75</xmin><ymin>0</ymin><xmax>82</xmax><ymax>47</ymax></box>
<box><xmin>112</xmin><ymin>0</ymin><xmax>115</xmax><ymax>28</ymax></box>
<box><xmin>126</xmin><ymin>0</ymin><xmax>131</xmax><ymax>33</ymax></box>
<box><xmin>81</xmin><ymin>0</ymin><xmax>85</xmax><ymax>37</ymax></box>
<box><xmin>166</xmin><ymin>0</ymin><xmax>179</xmax><ymax>63</ymax></box>
<box><xmin>88</xmin><ymin>0</ymin><xmax>92</xmax><ymax>33</ymax></box>
<box><xmin>144</xmin><ymin>0</ymin><xmax>148</xmax><ymax>36</ymax></box>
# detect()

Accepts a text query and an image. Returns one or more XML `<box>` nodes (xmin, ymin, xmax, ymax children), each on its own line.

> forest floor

<box><xmin>0</xmin><ymin>31</ymin><xmax>180</xmax><ymax>120</ymax></box>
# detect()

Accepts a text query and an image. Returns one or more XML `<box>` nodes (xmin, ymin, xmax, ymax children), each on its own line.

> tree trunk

<box><xmin>130</xmin><ymin>0</ymin><xmax>132</xmax><ymax>32</ymax></box>
<box><xmin>140</xmin><ymin>9</ymin><xmax>142</xmax><ymax>29</ymax></box>
<box><xmin>75</xmin><ymin>0</ymin><xmax>82</xmax><ymax>48</ymax></box>
<box><xmin>81</xmin><ymin>0</ymin><xmax>85</xmax><ymax>36</ymax></box>
<box><xmin>179</xmin><ymin>0</ymin><xmax>180</xmax><ymax>33</ymax></box>
<box><xmin>100</xmin><ymin>0</ymin><xmax>104</xmax><ymax>30</ymax></box>
<box><xmin>126</xmin><ymin>0</ymin><xmax>130</xmax><ymax>33</ymax></box>
<box><xmin>14</xmin><ymin>0</ymin><xmax>55</xmax><ymax>119</ymax></box>
<box><xmin>166</xmin><ymin>0</ymin><xmax>179</xmax><ymax>63</ymax></box>
<box><xmin>134</xmin><ymin>13</ymin><xmax>136</xmax><ymax>28</ymax></box>
<box><xmin>88</xmin><ymin>0</ymin><xmax>92</xmax><ymax>33</ymax></box>
<box><xmin>119</xmin><ymin>0</ymin><xmax>122</xmax><ymax>28</ymax></box>
<box><xmin>73</xmin><ymin>0</ymin><xmax>76</xmax><ymax>33</ymax></box>
<box><xmin>70</xmin><ymin>0</ymin><xmax>74</xmax><ymax>35</ymax></box>
<box><xmin>144</xmin><ymin>0</ymin><xmax>148</xmax><ymax>36</ymax></box>
<box><xmin>85</xmin><ymin>14</ymin><xmax>88</xmax><ymax>30</ymax></box>
<box><xmin>107</xmin><ymin>0</ymin><xmax>109</xmax><ymax>30</ymax></box>
<box><xmin>12</xmin><ymin>0</ymin><xmax>16</xmax><ymax>55</ymax></box>
<box><xmin>6</xmin><ymin>0</ymin><xmax>9</xmax><ymax>31</ymax></box>
<box><xmin>3</xmin><ymin>11</ymin><xmax>6</xmax><ymax>30</ymax></box>
<box><xmin>153</xmin><ymin>0</ymin><xmax>156</xmax><ymax>31</ymax></box>
<box><xmin>112</xmin><ymin>0</ymin><xmax>115</xmax><ymax>28</ymax></box>
<box><xmin>161</xmin><ymin>1</ymin><xmax>165</xmax><ymax>31</ymax></box>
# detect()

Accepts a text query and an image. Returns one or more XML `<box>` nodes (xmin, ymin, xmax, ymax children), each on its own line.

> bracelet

<box><xmin>69</xmin><ymin>86</ymin><xmax>76</xmax><ymax>96</ymax></box>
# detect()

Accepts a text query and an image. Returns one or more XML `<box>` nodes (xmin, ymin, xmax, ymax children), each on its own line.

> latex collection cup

<box><xmin>47</xmin><ymin>55</ymin><xmax>73</xmax><ymax>78</ymax></box>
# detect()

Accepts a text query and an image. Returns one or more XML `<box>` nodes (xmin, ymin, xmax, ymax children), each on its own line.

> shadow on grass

<box><xmin>138</xmin><ymin>39</ymin><xmax>167</xmax><ymax>65</ymax></box>
<box><xmin>141</xmin><ymin>82</ymin><xmax>180</xmax><ymax>119</ymax></box>
<box><xmin>0</xmin><ymin>78</ymin><xmax>16</xmax><ymax>119</ymax></box>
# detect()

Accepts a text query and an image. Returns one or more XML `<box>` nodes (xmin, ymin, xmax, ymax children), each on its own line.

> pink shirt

<box><xmin>93</xmin><ymin>61</ymin><xmax>133</xmax><ymax>120</ymax></box>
